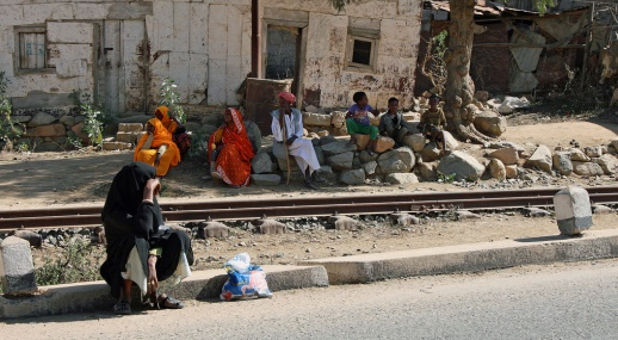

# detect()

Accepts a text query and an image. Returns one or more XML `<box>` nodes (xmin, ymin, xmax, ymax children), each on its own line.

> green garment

<box><xmin>346</xmin><ymin>118</ymin><xmax>378</xmax><ymax>140</ymax></box>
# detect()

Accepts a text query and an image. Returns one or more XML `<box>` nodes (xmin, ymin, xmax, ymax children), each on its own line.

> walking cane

<box><xmin>280</xmin><ymin>111</ymin><xmax>291</xmax><ymax>185</ymax></box>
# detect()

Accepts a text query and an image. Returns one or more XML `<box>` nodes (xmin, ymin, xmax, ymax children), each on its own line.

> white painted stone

<box><xmin>73</xmin><ymin>3</ymin><xmax>107</xmax><ymax>20</ymax></box>
<box><xmin>47</xmin><ymin>22</ymin><xmax>93</xmax><ymax>44</ymax></box>
<box><xmin>0</xmin><ymin>236</ymin><xmax>37</xmax><ymax>296</ymax></box>
<box><xmin>553</xmin><ymin>186</ymin><xmax>592</xmax><ymax>236</ymax></box>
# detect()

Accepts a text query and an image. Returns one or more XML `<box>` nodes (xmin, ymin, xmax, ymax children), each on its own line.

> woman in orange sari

<box><xmin>154</xmin><ymin>106</ymin><xmax>179</xmax><ymax>134</ymax></box>
<box><xmin>208</xmin><ymin>108</ymin><xmax>255</xmax><ymax>187</ymax></box>
<box><xmin>134</xmin><ymin>118</ymin><xmax>181</xmax><ymax>177</ymax></box>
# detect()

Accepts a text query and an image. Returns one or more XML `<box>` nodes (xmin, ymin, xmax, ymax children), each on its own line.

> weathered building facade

<box><xmin>0</xmin><ymin>0</ymin><xmax>422</xmax><ymax>115</ymax></box>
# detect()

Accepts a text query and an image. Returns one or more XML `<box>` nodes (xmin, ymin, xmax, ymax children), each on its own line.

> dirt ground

<box><xmin>1</xmin><ymin>119</ymin><xmax>617</xmax><ymax>210</ymax></box>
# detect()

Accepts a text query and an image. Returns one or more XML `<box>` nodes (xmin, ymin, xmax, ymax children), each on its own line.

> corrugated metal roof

<box><xmin>427</xmin><ymin>0</ymin><xmax>589</xmax><ymax>18</ymax></box>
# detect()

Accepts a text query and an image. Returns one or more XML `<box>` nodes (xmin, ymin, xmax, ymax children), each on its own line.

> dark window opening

<box><xmin>352</xmin><ymin>39</ymin><xmax>372</xmax><ymax>65</ymax></box>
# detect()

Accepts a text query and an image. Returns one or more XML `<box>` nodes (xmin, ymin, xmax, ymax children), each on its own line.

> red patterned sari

<box><xmin>208</xmin><ymin>108</ymin><xmax>255</xmax><ymax>186</ymax></box>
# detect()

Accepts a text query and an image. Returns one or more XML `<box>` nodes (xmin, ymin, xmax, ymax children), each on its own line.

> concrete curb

<box><xmin>0</xmin><ymin>265</ymin><xmax>328</xmax><ymax>319</ymax></box>
<box><xmin>300</xmin><ymin>229</ymin><xmax>618</xmax><ymax>285</ymax></box>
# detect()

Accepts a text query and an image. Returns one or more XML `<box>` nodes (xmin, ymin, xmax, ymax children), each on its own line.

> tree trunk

<box><xmin>444</xmin><ymin>0</ymin><xmax>491</xmax><ymax>144</ymax></box>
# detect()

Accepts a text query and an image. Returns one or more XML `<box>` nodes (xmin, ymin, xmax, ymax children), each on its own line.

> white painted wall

<box><xmin>0</xmin><ymin>0</ymin><xmax>422</xmax><ymax>112</ymax></box>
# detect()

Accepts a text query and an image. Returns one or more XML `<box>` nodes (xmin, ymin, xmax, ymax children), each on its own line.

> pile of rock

<box><xmin>11</xmin><ymin>109</ymin><xmax>90</xmax><ymax>152</ymax></box>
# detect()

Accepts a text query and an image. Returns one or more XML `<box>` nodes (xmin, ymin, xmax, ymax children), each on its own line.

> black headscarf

<box><xmin>102</xmin><ymin>162</ymin><xmax>158</xmax><ymax>220</ymax></box>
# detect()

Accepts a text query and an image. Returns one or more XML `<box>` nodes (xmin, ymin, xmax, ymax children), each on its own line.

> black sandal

<box><xmin>113</xmin><ymin>300</ymin><xmax>132</xmax><ymax>315</ymax></box>
<box><xmin>158</xmin><ymin>295</ymin><xmax>185</xmax><ymax>309</ymax></box>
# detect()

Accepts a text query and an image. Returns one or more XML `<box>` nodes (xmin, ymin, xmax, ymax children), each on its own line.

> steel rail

<box><xmin>1</xmin><ymin>186</ymin><xmax>617</xmax><ymax>230</ymax></box>
<box><xmin>2</xmin><ymin>186</ymin><xmax>617</xmax><ymax>219</ymax></box>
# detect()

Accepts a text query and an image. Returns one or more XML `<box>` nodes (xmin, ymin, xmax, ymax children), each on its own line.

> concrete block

<box><xmin>48</xmin><ymin>44</ymin><xmax>93</xmax><ymax>67</ymax></box>
<box><xmin>0</xmin><ymin>265</ymin><xmax>328</xmax><ymax>319</ymax></box>
<box><xmin>74</xmin><ymin>3</ymin><xmax>108</xmax><ymax>20</ymax></box>
<box><xmin>0</xmin><ymin>236</ymin><xmax>37</xmax><ymax>296</ymax></box>
<box><xmin>115</xmin><ymin>131</ymin><xmax>141</xmax><ymax>144</ymax></box>
<box><xmin>117</xmin><ymin>123</ymin><xmax>143</xmax><ymax>133</ymax></box>
<box><xmin>107</xmin><ymin>1</ymin><xmax>153</xmax><ymax>20</ymax></box>
<box><xmin>173</xmin><ymin>1</ymin><xmax>190</xmax><ymax>52</ymax></box>
<box><xmin>554</xmin><ymin>186</ymin><xmax>593</xmax><ymax>236</ymax></box>
<box><xmin>257</xmin><ymin>219</ymin><xmax>286</xmax><ymax>235</ymax></box>
<box><xmin>301</xmin><ymin>229</ymin><xmax>618</xmax><ymax>285</ymax></box>
<box><xmin>47</xmin><ymin>22</ymin><xmax>93</xmax><ymax>44</ymax></box>
<box><xmin>251</xmin><ymin>174</ymin><xmax>281</xmax><ymax>186</ymax></box>
<box><xmin>203</xmin><ymin>222</ymin><xmax>230</xmax><ymax>239</ymax></box>
<box><xmin>102</xmin><ymin>141</ymin><xmax>132</xmax><ymax>151</ymax></box>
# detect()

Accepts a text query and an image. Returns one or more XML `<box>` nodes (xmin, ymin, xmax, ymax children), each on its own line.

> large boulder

<box><xmin>569</xmin><ymin>148</ymin><xmax>590</xmax><ymax>162</ymax></box>
<box><xmin>362</xmin><ymin>160</ymin><xmax>378</xmax><ymax>176</ymax></box>
<box><xmin>386</xmin><ymin>173</ymin><xmax>419</xmax><ymax>185</ymax></box>
<box><xmin>328</xmin><ymin>151</ymin><xmax>354</xmax><ymax>171</ymax></box>
<box><xmin>584</xmin><ymin>146</ymin><xmax>603</xmax><ymax>158</ymax></box>
<box><xmin>28</xmin><ymin>112</ymin><xmax>56</xmax><ymax>127</ymax></box>
<box><xmin>594</xmin><ymin>154</ymin><xmax>618</xmax><ymax>175</ymax></box>
<box><xmin>377</xmin><ymin>147</ymin><xmax>415</xmax><ymax>174</ymax></box>
<box><xmin>251</xmin><ymin>151</ymin><xmax>276</xmax><ymax>174</ymax></box>
<box><xmin>437</xmin><ymin>151</ymin><xmax>485</xmax><ymax>181</ymax></box>
<box><xmin>403</xmin><ymin>133</ymin><xmax>426</xmax><ymax>152</ymax></box>
<box><xmin>572</xmin><ymin>161</ymin><xmax>604</xmax><ymax>176</ymax></box>
<box><xmin>244</xmin><ymin>120</ymin><xmax>262</xmax><ymax>153</ymax></box>
<box><xmin>302</xmin><ymin>112</ymin><xmax>331</xmax><ymax>127</ymax></box>
<box><xmin>352</xmin><ymin>134</ymin><xmax>371</xmax><ymax>150</ymax></box>
<box><xmin>415</xmin><ymin>161</ymin><xmax>438</xmax><ymax>181</ymax></box>
<box><xmin>488</xmin><ymin>147</ymin><xmax>519</xmax><ymax>165</ymax></box>
<box><xmin>25</xmin><ymin>123</ymin><xmax>66</xmax><ymax>137</ymax></box>
<box><xmin>359</xmin><ymin>149</ymin><xmax>378</xmax><ymax>163</ymax></box>
<box><xmin>339</xmin><ymin>169</ymin><xmax>366</xmax><ymax>185</ymax></box>
<box><xmin>314</xmin><ymin>146</ymin><xmax>325</xmax><ymax>165</ymax></box>
<box><xmin>488</xmin><ymin>159</ymin><xmax>506</xmax><ymax>181</ymax></box>
<box><xmin>552</xmin><ymin>152</ymin><xmax>573</xmax><ymax>176</ymax></box>
<box><xmin>505</xmin><ymin>165</ymin><xmax>518</xmax><ymax>179</ymax></box>
<box><xmin>373</xmin><ymin>136</ymin><xmax>395</xmax><ymax>153</ymax></box>
<box><xmin>474</xmin><ymin>110</ymin><xmax>507</xmax><ymax>137</ymax></box>
<box><xmin>420</xmin><ymin>142</ymin><xmax>442</xmax><ymax>162</ymax></box>
<box><xmin>442</xmin><ymin>131</ymin><xmax>459</xmax><ymax>150</ymax></box>
<box><xmin>321</xmin><ymin>141</ymin><xmax>356</xmax><ymax>156</ymax></box>
<box><xmin>330</xmin><ymin>111</ymin><xmax>347</xmax><ymax>129</ymax></box>
<box><xmin>251</xmin><ymin>174</ymin><xmax>281</xmax><ymax>186</ymax></box>
<box><xmin>314</xmin><ymin>166</ymin><xmax>337</xmax><ymax>185</ymax></box>
<box><xmin>524</xmin><ymin>145</ymin><xmax>552</xmax><ymax>173</ymax></box>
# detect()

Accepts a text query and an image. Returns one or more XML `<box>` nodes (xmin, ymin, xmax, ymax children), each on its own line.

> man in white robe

<box><xmin>271</xmin><ymin>92</ymin><xmax>320</xmax><ymax>189</ymax></box>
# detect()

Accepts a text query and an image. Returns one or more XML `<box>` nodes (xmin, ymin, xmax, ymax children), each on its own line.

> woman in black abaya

<box><xmin>100</xmin><ymin>162</ymin><xmax>193</xmax><ymax>314</ymax></box>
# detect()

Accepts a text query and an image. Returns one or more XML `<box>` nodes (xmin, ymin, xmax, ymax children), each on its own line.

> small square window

<box><xmin>19</xmin><ymin>32</ymin><xmax>47</xmax><ymax>70</ymax></box>
<box><xmin>346</xmin><ymin>35</ymin><xmax>377</xmax><ymax>71</ymax></box>
<box><xmin>14</xmin><ymin>26</ymin><xmax>53</xmax><ymax>74</ymax></box>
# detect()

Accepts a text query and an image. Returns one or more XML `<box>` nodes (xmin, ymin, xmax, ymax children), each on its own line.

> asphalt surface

<box><xmin>3</xmin><ymin>259</ymin><xmax>617</xmax><ymax>339</ymax></box>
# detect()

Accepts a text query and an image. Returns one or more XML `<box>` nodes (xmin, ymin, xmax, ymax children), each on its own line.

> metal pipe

<box><xmin>251</xmin><ymin>0</ymin><xmax>261</xmax><ymax>77</ymax></box>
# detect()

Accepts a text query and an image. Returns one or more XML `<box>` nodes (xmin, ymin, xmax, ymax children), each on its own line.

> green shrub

<box><xmin>35</xmin><ymin>237</ymin><xmax>104</xmax><ymax>286</ymax></box>
<box><xmin>159</xmin><ymin>78</ymin><xmax>186</xmax><ymax>124</ymax></box>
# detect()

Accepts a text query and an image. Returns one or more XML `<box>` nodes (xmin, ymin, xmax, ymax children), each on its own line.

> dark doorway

<box><xmin>265</xmin><ymin>25</ymin><xmax>301</xmax><ymax>94</ymax></box>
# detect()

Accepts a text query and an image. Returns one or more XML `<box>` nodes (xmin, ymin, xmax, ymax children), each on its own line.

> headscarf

<box><xmin>216</xmin><ymin>108</ymin><xmax>255</xmax><ymax>162</ymax></box>
<box><xmin>155</xmin><ymin>105</ymin><xmax>179</xmax><ymax>134</ymax></box>
<box><xmin>279</xmin><ymin>91</ymin><xmax>296</xmax><ymax>104</ymax></box>
<box><xmin>101</xmin><ymin>162</ymin><xmax>158</xmax><ymax>219</ymax></box>
<box><xmin>134</xmin><ymin>118</ymin><xmax>182</xmax><ymax>165</ymax></box>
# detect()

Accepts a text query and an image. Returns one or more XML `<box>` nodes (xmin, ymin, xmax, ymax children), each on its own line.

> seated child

<box><xmin>346</xmin><ymin>91</ymin><xmax>379</xmax><ymax>150</ymax></box>
<box><xmin>379</xmin><ymin>97</ymin><xmax>410</xmax><ymax>146</ymax></box>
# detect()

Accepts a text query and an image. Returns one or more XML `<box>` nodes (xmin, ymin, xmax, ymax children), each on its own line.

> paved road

<box><xmin>3</xmin><ymin>260</ymin><xmax>617</xmax><ymax>339</ymax></box>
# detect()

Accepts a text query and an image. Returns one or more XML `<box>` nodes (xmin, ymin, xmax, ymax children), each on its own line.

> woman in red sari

<box><xmin>208</xmin><ymin>108</ymin><xmax>255</xmax><ymax>187</ymax></box>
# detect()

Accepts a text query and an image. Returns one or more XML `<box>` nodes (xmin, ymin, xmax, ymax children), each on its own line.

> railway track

<box><xmin>1</xmin><ymin>186</ymin><xmax>617</xmax><ymax>231</ymax></box>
